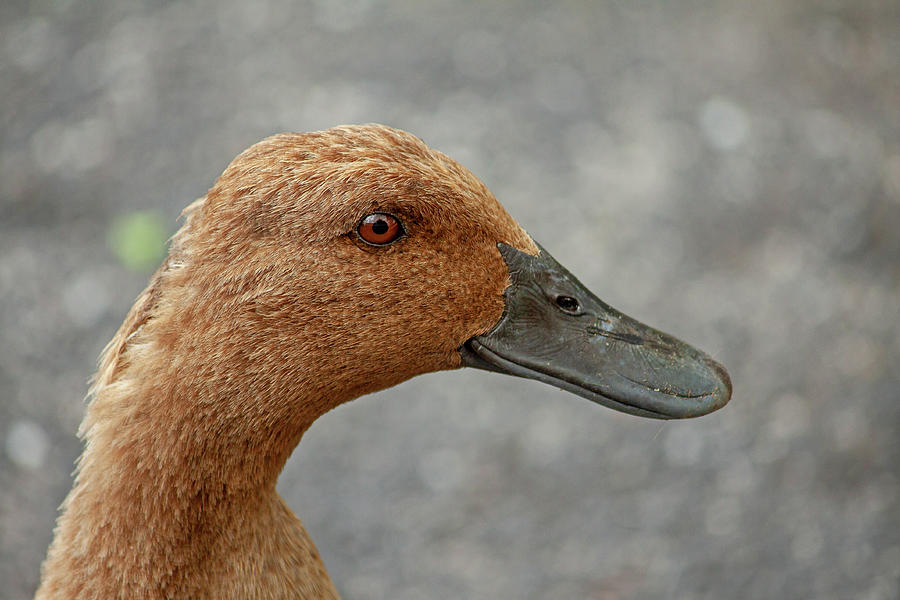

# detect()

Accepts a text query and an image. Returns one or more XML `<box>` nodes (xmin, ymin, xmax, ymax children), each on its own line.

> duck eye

<box><xmin>357</xmin><ymin>213</ymin><xmax>403</xmax><ymax>246</ymax></box>
<box><xmin>555</xmin><ymin>295</ymin><xmax>581</xmax><ymax>314</ymax></box>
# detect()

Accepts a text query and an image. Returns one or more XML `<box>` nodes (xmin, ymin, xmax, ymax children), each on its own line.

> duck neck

<box><xmin>37</xmin><ymin>353</ymin><xmax>341</xmax><ymax>599</ymax></box>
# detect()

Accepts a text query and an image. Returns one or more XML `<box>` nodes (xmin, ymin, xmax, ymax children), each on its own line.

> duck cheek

<box><xmin>438</xmin><ymin>250</ymin><xmax>512</xmax><ymax>363</ymax></box>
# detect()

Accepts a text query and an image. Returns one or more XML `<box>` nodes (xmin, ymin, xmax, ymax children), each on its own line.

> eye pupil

<box><xmin>556</xmin><ymin>295</ymin><xmax>580</xmax><ymax>313</ymax></box>
<box><xmin>372</xmin><ymin>220</ymin><xmax>389</xmax><ymax>235</ymax></box>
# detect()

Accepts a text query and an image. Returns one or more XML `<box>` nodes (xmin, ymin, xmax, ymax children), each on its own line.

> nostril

<box><xmin>555</xmin><ymin>295</ymin><xmax>580</xmax><ymax>314</ymax></box>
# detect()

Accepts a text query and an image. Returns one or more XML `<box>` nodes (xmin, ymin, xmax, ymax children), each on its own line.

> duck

<box><xmin>36</xmin><ymin>124</ymin><xmax>731</xmax><ymax>599</ymax></box>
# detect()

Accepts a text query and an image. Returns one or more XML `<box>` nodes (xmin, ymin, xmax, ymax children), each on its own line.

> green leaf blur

<box><xmin>108</xmin><ymin>211</ymin><xmax>169</xmax><ymax>272</ymax></box>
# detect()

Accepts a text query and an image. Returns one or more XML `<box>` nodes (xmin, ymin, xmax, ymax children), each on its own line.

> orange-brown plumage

<box><xmin>37</xmin><ymin>125</ymin><xmax>538</xmax><ymax>599</ymax></box>
<box><xmin>37</xmin><ymin>123</ymin><xmax>732</xmax><ymax>598</ymax></box>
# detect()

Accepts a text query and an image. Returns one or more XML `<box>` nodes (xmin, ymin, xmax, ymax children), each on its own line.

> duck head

<box><xmin>166</xmin><ymin>124</ymin><xmax>729</xmax><ymax>431</ymax></box>
<box><xmin>36</xmin><ymin>124</ymin><xmax>732</xmax><ymax>600</ymax></box>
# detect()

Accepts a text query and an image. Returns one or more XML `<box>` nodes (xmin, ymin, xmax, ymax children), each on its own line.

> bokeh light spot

<box><xmin>108</xmin><ymin>211</ymin><xmax>169</xmax><ymax>272</ymax></box>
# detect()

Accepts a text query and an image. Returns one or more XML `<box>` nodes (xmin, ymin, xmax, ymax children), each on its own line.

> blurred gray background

<box><xmin>2</xmin><ymin>1</ymin><xmax>899</xmax><ymax>599</ymax></box>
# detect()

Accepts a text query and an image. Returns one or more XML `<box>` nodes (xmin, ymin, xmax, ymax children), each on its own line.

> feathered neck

<box><xmin>36</xmin><ymin>213</ymin><xmax>343</xmax><ymax>599</ymax></box>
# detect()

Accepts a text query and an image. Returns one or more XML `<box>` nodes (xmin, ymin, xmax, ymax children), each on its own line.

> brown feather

<box><xmin>36</xmin><ymin>124</ymin><xmax>537</xmax><ymax>599</ymax></box>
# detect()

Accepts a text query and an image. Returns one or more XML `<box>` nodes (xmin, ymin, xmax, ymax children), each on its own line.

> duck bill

<box><xmin>460</xmin><ymin>243</ymin><xmax>732</xmax><ymax>419</ymax></box>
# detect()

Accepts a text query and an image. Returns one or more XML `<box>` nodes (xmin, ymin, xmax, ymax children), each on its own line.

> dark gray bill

<box><xmin>459</xmin><ymin>243</ymin><xmax>732</xmax><ymax>419</ymax></box>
